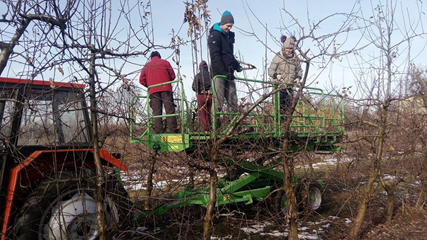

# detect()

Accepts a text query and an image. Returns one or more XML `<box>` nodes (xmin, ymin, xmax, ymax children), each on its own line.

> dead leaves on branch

<box><xmin>183</xmin><ymin>0</ymin><xmax>210</xmax><ymax>37</ymax></box>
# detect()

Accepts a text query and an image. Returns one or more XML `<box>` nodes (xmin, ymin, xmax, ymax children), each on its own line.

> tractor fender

<box><xmin>1</xmin><ymin>148</ymin><xmax>127</xmax><ymax>240</ymax></box>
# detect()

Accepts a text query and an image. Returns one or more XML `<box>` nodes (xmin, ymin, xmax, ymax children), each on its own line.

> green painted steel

<box><xmin>129</xmin><ymin>76</ymin><xmax>344</xmax><ymax>218</ymax></box>
<box><xmin>130</xmin><ymin>76</ymin><xmax>344</xmax><ymax>153</ymax></box>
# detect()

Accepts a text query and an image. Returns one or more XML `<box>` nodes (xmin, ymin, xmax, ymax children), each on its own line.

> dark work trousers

<box><xmin>279</xmin><ymin>88</ymin><xmax>293</xmax><ymax>120</ymax></box>
<box><xmin>197</xmin><ymin>93</ymin><xmax>213</xmax><ymax>131</ymax></box>
<box><xmin>214</xmin><ymin>77</ymin><xmax>238</xmax><ymax>112</ymax></box>
<box><xmin>149</xmin><ymin>91</ymin><xmax>178</xmax><ymax>133</ymax></box>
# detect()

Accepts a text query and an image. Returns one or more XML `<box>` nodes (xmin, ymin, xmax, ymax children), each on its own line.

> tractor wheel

<box><xmin>298</xmin><ymin>181</ymin><xmax>323</xmax><ymax>212</ymax></box>
<box><xmin>12</xmin><ymin>169</ymin><xmax>133</xmax><ymax>240</ymax></box>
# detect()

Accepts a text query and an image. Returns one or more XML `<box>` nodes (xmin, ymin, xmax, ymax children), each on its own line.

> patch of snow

<box><xmin>379</xmin><ymin>191</ymin><xmax>388</xmax><ymax>195</ymax></box>
<box><xmin>322</xmin><ymin>223</ymin><xmax>331</xmax><ymax>228</ymax></box>
<box><xmin>125</xmin><ymin>182</ymin><xmax>145</xmax><ymax>191</ymax></box>
<box><xmin>299</xmin><ymin>226</ymin><xmax>310</xmax><ymax>231</ymax></box>
<box><xmin>211</xmin><ymin>235</ymin><xmax>233</xmax><ymax>239</ymax></box>
<box><xmin>383</xmin><ymin>174</ymin><xmax>395</xmax><ymax>180</ymax></box>
<box><xmin>298</xmin><ymin>231</ymin><xmax>320</xmax><ymax>239</ymax></box>
<box><xmin>240</xmin><ymin>226</ymin><xmax>260</xmax><ymax>234</ymax></box>
<box><xmin>261</xmin><ymin>230</ymin><xmax>288</xmax><ymax>237</ymax></box>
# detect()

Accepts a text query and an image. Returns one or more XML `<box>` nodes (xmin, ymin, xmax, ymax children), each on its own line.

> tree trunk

<box><xmin>349</xmin><ymin>168</ymin><xmax>379</xmax><ymax>239</ymax></box>
<box><xmin>203</xmin><ymin>169</ymin><xmax>217</xmax><ymax>240</ymax></box>
<box><xmin>384</xmin><ymin>189</ymin><xmax>394</xmax><ymax>225</ymax></box>
<box><xmin>415</xmin><ymin>174</ymin><xmax>426</xmax><ymax>209</ymax></box>
<box><xmin>145</xmin><ymin>152</ymin><xmax>157</xmax><ymax>210</ymax></box>
<box><xmin>282</xmin><ymin>110</ymin><xmax>299</xmax><ymax>240</ymax></box>
<box><xmin>283</xmin><ymin>157</ymin><xmax>299</xmax><ymax>240</ymax></box>
<box><xmin>415</xmin><ymin>71</ymin><xmax>427</xmax><ymax>209</ymax></box>
<box><xmin>0</xmin><ymin>18</ymin><xmax>30</xmax><ymax>75</ymax></box>
<box><xmin>88</xmin><ymin>56</ymin><xmax>106</xmax><ymax>239</ymax></box>
<box><xmin>188</xmin><ymin>167</ymin><xmax>195</xmax><ymax>190</ymax></box>
<box><xmin>415</xmin><ymin>151</ymin><xmax>427</xmax><ymax>209</ymax></box>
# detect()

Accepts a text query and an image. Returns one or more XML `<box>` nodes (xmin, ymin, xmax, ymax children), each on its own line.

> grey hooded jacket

<box><xmin>268</xmin><ymin>50</ymin><xmax>302</xmax><ymax>85</ymax></box>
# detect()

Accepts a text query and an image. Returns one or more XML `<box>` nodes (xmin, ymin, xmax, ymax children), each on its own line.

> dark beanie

<box><xmin>220</xmin><ymin>10</ymin><xmax>234</xmax><ymax>25</ymax></box>
<box><xmin>150</xmin><ymin>51</ymin><xmax>161</xmax><ymax>59</ymax></box>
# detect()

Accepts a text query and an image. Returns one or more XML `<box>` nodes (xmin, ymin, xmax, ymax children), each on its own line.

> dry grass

<box><xmin>97</xmin><ymin>118</ymin><xmax>426</xmax><ymax>239</ymax></box>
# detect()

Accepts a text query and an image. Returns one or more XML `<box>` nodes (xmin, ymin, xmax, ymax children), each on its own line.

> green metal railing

<box><xmin>129</xmin><ymin>76</ymin><xmax>344</xmax><ymax>218</ymax></box>
<box><xmin>130</xmin><ymin>76</ymin><xmax>345</xmax><ymax>152</ymax></box>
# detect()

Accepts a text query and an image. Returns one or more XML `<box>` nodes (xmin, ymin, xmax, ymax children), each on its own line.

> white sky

<box><xmin>2</xmin><ymin>0</ymin><xmax>426</xmax><ymax>101</ymax></box>
<box><xmin>142</xmin><ymin>0</ymin><xmax>427</xmax><ymax>99</ymax></box>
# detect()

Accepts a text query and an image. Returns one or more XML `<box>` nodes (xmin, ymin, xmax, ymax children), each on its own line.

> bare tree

<box><xmin>1</xmin><ymin>0</ymin><xmax>157</xmax><ymax>238</ymax></box>
<box><xmin>410</xmin><ymin>65</ymin><xmax>427</xmax><ymax>209</ymax></box>
<box><xmin>346</xmin><ymin>1</ymin><xmax>426</xmax><ymax>238</ymax></box>
<box><xmin>0</xmin><ymin>1</ymin><xmax>72</xmax><ymax>76</ymax></box>
<box><xmin>57</xmin><ymin>1</ymin><xmax>154</xmax><ymax>237</ymax></box>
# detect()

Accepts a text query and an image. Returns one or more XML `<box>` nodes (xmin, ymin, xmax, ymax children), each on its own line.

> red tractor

<box><xmin>0</xmin><ymin>77</ymin><xmax>132</xmax><ymax>239</ymax></box>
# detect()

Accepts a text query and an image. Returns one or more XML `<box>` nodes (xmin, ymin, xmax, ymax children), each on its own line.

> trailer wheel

<box><xmin>12</xmin><ymin>169</ymin><xmax>132</xmax><ymax>240</ymax></box>
<box><xmin>298</xmin><ymin>182</ymin><xmax>322</xmax><ymax>212</ymax></box>
<box><xmin>263</xmin><ymin>187</ymin><xmax>296</xmax><ymax>218</ymax></box>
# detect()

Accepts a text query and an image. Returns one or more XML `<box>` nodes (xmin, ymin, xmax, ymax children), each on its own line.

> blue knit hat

<box><xmin>220</xmin><ymin>10</ymin><xmax>234</xmax><ymax>25</ymax></box>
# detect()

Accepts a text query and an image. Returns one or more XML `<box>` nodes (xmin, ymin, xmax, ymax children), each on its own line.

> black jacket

<box><xmin>207</xmin><ymin>23</ymin><xmax>240</xmax><ymax>80</ymax></box>
<box><xmin>192</xmin><ymin>67</ymin><xmax>211</xmax><ymax>94</ymax></box>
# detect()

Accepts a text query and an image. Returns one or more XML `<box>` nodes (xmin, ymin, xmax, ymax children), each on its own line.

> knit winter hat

<box><xmin>280</xmin><ymin>35</ymin><xmax>287</xmax><ymax>44</ymax></box>
<box><xmin>150</xmin><ymin>51</ymin><xmax>161</xmax><ymax>59</ymax></box>
<box><xmin>283</xmin><ymin>37</ymin><xmax>295</xmax><ymax>49</ymax></box>
<box><xmin>199</xmin><ymin>60</ymin><xmax>208</xmax><ymax>70</ymax></box>
<box><xmin>220</xmin><ymin>10</ymin><xmax>234</xmax><ymax>25</ymax></box>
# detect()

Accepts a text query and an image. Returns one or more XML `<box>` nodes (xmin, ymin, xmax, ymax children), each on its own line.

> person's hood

<box><xmin>199</xmin><ymin>61</ymin><xmax>208</xmax><ymax>70</ymax></box>
<box><xmin>280</xmin><ymin>49</ymin><xmax>295</xmax><ymax>59</ymax></box>
<box><xmin>212</xmin><ymin>22</ymin><xmax>225</xmax><ymax>34</ymax></box>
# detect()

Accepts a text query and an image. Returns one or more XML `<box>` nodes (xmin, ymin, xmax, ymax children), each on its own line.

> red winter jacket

<box><xmin>139</xmin><ymin>56</ymin><xmax>176</xmax><ymax>95</ymax></box>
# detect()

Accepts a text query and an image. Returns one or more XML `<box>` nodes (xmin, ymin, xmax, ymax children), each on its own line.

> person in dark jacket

<box><xmin>139</xmin><ymin>51</ymin><xmax>178</xmax><ymax>133</ymax></box>
<box><xmin>208</xmin><ymin>10</ymin><xmax>242</xmax><ymax>112</ymax></box>
<box><xmin>192</xmin><ymin>60</ymin><xmax>212</xmax><ymax>132</ymax></box>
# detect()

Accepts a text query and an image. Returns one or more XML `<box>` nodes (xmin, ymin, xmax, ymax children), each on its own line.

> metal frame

<box><xmin>129</xmin><ymin>76</ymin><xmax>345</xmax><ymax>218</ymax></box>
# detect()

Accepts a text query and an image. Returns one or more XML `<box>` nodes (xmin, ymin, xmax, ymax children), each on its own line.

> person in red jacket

<box><xmin>139</xmin><ymin>51</ymin><xmax>178</xmax><ymax>133</ymax></box>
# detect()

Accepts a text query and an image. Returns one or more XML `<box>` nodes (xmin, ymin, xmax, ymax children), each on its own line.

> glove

<box><xmin>294</xmin><ymin>78</ymin><xmax>301</xmax><ymax>84</ymax></box>
<box><xmin>236</xmin><ymin>65</ymin><xmax>243</xmax><ymax>72</ymax></box>
<box><xmin>272</xmin><ymin>79</ymin><xmax>282</xmax><ymax>85</ymax></box>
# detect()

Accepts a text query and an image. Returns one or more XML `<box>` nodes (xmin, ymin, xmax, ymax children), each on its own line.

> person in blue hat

<box><xmin>208</xmin><ymin>10</ymin><xmax>242</xmax><ymax>113</ymax></box>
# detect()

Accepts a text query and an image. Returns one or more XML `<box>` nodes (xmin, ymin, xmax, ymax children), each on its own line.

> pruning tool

<box><xmin>238</xmin><ymin>60</ymin><xmax>257</xmax><ymax>70</ymax></box>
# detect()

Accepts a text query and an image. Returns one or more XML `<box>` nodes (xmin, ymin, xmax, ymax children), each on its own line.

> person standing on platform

<box><xmin>139</xmin><ymin>51</ymin><xmax>178</xmax><ymax>133</ymax></box>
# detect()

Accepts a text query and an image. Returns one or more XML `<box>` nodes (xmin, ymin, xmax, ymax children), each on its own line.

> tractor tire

<box><xmin>12</xmin><ymin>169</ymin><xmax>133</xmax><ymax>240</ymax></box>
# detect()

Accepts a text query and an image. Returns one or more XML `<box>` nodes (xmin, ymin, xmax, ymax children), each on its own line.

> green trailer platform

<box><xmin>129</xmin><ymin>76</ymin><xmax>344</xmax><ymax>217</ymax></box>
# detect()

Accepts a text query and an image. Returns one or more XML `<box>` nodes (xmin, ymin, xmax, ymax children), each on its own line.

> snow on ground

<box><xmin>209</xmin><ymin>216</ymin><xmax>345</xmax><ymax>239</ymax></box>
<box><xmin>295</xmin><ymin>156</ymin><xmax>352</xmax><ymax>170</ymax></box>
<box><xmin>121</xmin><ymin>155</ymin><xmax>360</xmax><ymax>239</ymax></box>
